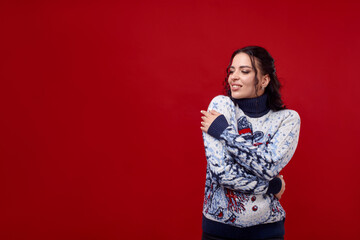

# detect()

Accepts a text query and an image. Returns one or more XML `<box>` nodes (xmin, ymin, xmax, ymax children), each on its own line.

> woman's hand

<box><xmin>274</xmin><ymin>175</ymin><xmax>285</xmax><ymax>200</ymax></box>
<box><xmin>200</xmin><ymin>110</ymin><xmax>222</xmax><ymax>133</ymax></box>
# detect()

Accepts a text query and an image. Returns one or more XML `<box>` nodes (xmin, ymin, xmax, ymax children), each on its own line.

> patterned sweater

<box><xmin>202</xmin><ymin>94</ymin><xmax>300</xmax><ymax>238</ymax></box>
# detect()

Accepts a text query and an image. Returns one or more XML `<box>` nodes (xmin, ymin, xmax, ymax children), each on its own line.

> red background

<box><xmin>1</xmin><ymin>1</ymin><xmax>359</xmax><ymax>239</ymax></box>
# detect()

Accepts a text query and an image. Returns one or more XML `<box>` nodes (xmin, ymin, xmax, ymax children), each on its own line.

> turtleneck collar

<box><xmin>233</xmin><ymin>93</ymin><xmax>270</xmax><ymax>118</ymax></box>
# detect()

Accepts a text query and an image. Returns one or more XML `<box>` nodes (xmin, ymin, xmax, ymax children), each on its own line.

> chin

<box><xmin>231</xmin><ymin>91</ymin><xmax>257</xmax><ymax>99</ymax></box>
<box><xmin>231</xmin><ymin>93</ymin><xmax>245</xmax><ymax>99</ymax></box>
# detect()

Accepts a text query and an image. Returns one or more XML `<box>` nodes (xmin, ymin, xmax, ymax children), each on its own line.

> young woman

<box><xmin>200</xmin><ymin>46</ymin><xmax>300</xmax><ymax>240</ymax></box>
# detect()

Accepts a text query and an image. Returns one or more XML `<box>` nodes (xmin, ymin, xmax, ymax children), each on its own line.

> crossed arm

<box><xmin>201</xmin><ymin>96</ymin><xmax>300</xmax><ymax>198</ymax></box>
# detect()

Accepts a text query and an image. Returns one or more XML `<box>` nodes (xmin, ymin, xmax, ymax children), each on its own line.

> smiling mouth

<box><xmin>231</xmin><ymin>84</ymin><xmax>242</xmax><ymax>90</ymax></box>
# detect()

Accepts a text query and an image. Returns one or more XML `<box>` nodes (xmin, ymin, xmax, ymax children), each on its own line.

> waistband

<box><xmin>202</xmin><ymin>214</ymin><xmax>285</xmax><ymax>240</ymax></box>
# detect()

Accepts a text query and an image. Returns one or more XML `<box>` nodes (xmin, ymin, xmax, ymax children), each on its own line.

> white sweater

<box><xmin>202</xmin><ymin>95</ymin><xmax>300</xmax><ymax>227</ymax></box>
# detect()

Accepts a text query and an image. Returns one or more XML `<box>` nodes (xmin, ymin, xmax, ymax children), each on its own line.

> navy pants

<box><xmin>202</xmin><ymin>231</ymin><xmax>284</xmax><ymax>240</ymax></box>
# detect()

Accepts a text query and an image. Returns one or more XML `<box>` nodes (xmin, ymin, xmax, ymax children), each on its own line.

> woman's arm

<box><xmin>202</xmin><ymin>103</ymin><xmax>300</xmax><ymax>181</ymax></box>
<box><xmin>203</xmin><ymin>130</ymin><xmax>279</xmax><ymax>194</ymax></box>
<box><xmin>202</xmin><ymin>96</ymin><xmax>282</xmax><ymax>195</ymax></box>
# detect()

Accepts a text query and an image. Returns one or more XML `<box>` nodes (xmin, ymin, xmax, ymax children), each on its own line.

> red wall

<box><xmin>1</xmin><ymin>1</ymin><xmax>359</xmax><ymax>239</ymax></box>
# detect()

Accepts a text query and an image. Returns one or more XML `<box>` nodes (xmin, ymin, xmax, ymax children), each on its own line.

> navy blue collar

<box><xmin>233</xmin><ymin>94</ymin><xmax>270</xmax><ymax>118</ymax></box>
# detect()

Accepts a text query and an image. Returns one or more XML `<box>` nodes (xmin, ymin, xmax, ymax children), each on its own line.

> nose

<box><xmin>230</xmin><ymin>70</ymin><xmax>240</xmax><ymax>81</ymax></box>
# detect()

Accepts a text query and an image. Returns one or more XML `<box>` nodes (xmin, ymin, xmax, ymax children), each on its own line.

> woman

<box><xmin>200</xmin><ymin>46</ymin><xmax>300</xmax><ymax>240</ymax></box>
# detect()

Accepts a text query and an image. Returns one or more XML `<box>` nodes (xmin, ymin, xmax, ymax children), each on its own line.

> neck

<box><xmin>233</xmin><ymin>94</ymin><xmax>270</xmax><ymax>118</ymax></box>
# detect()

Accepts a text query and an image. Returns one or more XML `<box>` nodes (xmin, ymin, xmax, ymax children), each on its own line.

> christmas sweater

<box><xmin>202</xmin><ymin>95</ymin><xmax>300</xmax><ymax>229</ymax></box>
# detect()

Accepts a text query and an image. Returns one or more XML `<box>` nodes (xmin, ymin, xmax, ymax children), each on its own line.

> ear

<box><xmin>261</xmin><ymin>74</ymin><xmax>270</xmax><ymax>88</ymax></box>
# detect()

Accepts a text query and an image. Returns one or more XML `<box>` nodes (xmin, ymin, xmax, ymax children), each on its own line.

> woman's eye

<box><xmin>229</xmin><ymin>71</ymin><xmax>234</xmax><ymax>74</ymax></box>
<box><xmin>241</xmin><ymin>71</ymin><xmax>250</xmax><ymax>74</ymax></box>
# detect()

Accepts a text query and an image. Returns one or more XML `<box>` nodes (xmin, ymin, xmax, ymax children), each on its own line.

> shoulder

<box><xmin>207</xmin><ymin>95</ymin><xmax>235</xmax><ymax>113</ymax></box>
<box><xmin>272</xmin><ymin>109</ymin><xmax>300</xmax><ymax>121</ymax></box>
<box><xmin>282</xmin><ymin>109</ymin><xmax>300</xmax><ymax>119</ymax></box>
<box><xmin>271</xmin><ymin>109</ymin><xmax>301</xmax><ymax>131</ymax></box>
<box><xmin>207</xmin><ymin>95</ymin><xmax>235</xmax><ymax>121</ymax></box>
<box><xmin>208</xmin><ymin>95</ymin><xmax>233</xmax><ymax>108</ymax></box>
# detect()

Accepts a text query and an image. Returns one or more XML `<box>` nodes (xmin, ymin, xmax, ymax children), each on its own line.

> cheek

<box><xmin>242</xmin><ymin>76</ymin><xmax>255</xmax><ymax>86</ymax></box>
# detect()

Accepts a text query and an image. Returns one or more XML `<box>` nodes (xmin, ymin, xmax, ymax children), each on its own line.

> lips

<box><xmin>230</xmin><ymin>83</ymin><xmax>242</xmax><ymax>91</ymax></box>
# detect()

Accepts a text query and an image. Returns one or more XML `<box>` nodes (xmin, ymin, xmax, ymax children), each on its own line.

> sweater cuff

<box><xmin>266</xmin><ymin>177</ymin><xmax>282</xmax><ymax>195</ymax></box>
<box><xmin>207</xmin><ymin>115</ymin><xmax>229</xmax><ymax>139</ymax></box>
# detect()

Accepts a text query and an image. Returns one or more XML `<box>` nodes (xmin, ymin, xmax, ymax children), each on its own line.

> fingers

<box><xmin>200</xmin><ymin>109</ymin><xmax>220</xmax><ymax>132</ymax></box>
<box><xmin>274</xmin><ymin>174</ymin><xmax>286</xmax><ymax>200</ymax></box>
<box><xmin>210</xmin><ymin>109</ymin><xmax>221</xmax><ymax>116</ymax></box>
<box><xmin>200</xmin><ymin>110</ymin><xmax>209</xmax><ymax>116</ymax></box>
<box><xmin>200</xmin><ymin>120</ymin><xmax>210</xmax><ymax>133</ymax></box>
<box><xmin>274</xmin><ymin>192</ymin><xmax>282</xmax><ymax>200</ymax></box>
<box><xmin>200</xmin><ymin>111</ymin><xmax>210</xmax><ymax>132</ymax></box>
<box><xmin>201</xmin><ymin>110</ymin><xmax>220</xmax><ymax>117</ymax></box>
<box><xmin>280</xmin><ymin>175</ymin><xmax>285</xmax><ymax>187</ymax></box>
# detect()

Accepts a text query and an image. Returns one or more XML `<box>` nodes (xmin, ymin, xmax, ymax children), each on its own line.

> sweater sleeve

<box><xmin>219</xmin><ymin>110</ymin><xmax>301</xmax><ymax>181</ymax></box>
<box><xmin>203</xmin><ymin>96</ymin><xmax>272</xmax><ymax>194</ymax></box>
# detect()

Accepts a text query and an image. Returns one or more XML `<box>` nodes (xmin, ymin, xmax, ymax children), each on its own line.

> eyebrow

<box><xmin>230</xmin><ymin>65</ymin><xmax>252</xmax><ymax>69</ymax></box>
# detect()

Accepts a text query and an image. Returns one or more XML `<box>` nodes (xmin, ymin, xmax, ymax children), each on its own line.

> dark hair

<box><xmin>224</xmin><ymin>46</ymin><xmax>286</xmax><ymax>111</ymax></box>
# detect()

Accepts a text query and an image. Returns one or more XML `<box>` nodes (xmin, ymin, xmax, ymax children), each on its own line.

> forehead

<box><xmin>231</xmin><ymin>53</ymin><xmax>252</xmax><ymax>66</ymax></box>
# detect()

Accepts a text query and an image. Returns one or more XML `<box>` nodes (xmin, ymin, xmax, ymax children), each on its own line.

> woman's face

<box><xmin>228</xmin><ymin>53</ymin><xmax>267</xmax><ymax>99</ymax></box>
